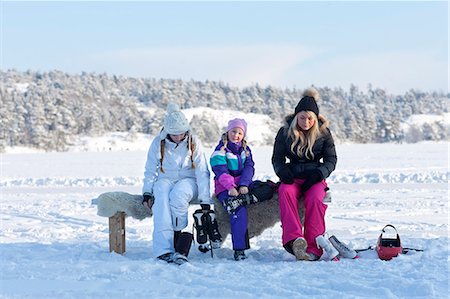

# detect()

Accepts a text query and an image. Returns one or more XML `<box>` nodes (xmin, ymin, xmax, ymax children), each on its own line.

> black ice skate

<box><xmin>223</xmin><ymin>193</ymin><xmax>258</xmax><ymax>214</ymax></box>
<box><xmin>193</xmin><ymin>207</ymin><xmax>222</xmax><ymax>252</ymax></box>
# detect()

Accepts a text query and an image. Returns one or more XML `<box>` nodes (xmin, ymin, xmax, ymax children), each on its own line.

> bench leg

<box><xmin>109</xmin><ymin>212</ymin><xmax>126</xmax><ymax>254</ymax></box>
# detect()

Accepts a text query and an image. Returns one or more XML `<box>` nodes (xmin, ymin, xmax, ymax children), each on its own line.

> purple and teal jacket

<box><xmin>210</xmin><ymin>140</ymin><xmax>255</xmax><ymax>196</ymax></box>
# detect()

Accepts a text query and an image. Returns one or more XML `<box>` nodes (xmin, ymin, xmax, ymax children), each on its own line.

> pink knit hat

<box><xmin>226</xmin><ymin>118</ymin><xmax>247</xmax><ymax>136</ymax></box>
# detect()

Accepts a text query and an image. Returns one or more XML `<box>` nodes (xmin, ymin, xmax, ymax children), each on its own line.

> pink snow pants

<box><xmin>278</xmin><ymin>178</ymin><xmax>328</xmax><ymax>257</ymax></box>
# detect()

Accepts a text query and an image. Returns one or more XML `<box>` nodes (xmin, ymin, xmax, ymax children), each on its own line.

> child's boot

<box><xmin>233</xmin><ymin>250</ymin><xmax>246</xmax><ymax>261</ymax></box>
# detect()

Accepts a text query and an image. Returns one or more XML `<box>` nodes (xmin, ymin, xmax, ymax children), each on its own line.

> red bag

<box><xmin>376</xmin><ymin>224</ymin><xmax>403</xmax><ymax>261</ymax></box>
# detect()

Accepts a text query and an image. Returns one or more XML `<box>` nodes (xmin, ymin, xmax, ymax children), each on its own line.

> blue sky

<box><xmin>1</xmin><ymin>1</ymin><xmax>448</xmax><ymax>94</ymax></box>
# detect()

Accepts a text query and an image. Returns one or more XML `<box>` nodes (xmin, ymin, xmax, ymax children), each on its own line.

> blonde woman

<box><xmin>272</xmin><ymin>88</ymin><xmax>338</xmax><ymax>261</ymax></box>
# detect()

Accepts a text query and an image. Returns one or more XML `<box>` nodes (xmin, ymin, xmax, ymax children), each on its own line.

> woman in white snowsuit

<box><xmin>142</xmin><ymin>103</ymin><xmax>211</xmax><ymax>264</ymax></box>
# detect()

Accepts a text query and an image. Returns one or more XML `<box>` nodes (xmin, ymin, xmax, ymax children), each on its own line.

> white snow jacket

<box><xmin>142</xmin><ymin>133</ymin><xmax>212</xmax><ymax>204</ymax></box>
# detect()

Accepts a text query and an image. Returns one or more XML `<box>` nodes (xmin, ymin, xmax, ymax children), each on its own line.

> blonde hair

<box><xmin>159</xmin><ymin>133</ymin><xmax>195</xmax><ymax>173</ymax></box>
<box><xmin>288</xmin><ymin>112</ymin><xmax>321</xmax><ymax>159</ymax></box>
<box><xmin>220</xmin><ymin>133</ymin><xmax>250</xmax><ymax>156</ymax></box>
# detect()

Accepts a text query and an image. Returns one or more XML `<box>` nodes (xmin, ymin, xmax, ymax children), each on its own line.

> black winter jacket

<box><xmin>272</xmin><ymin>115</ymin><xmax>337</xmax><ymax>180</ymax></box>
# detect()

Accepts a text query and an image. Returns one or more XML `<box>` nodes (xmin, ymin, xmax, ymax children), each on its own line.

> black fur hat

<box><xmin>294</xmin><ymin>88</ymin><xmax>320</xmax><ymax>117</ymax></box>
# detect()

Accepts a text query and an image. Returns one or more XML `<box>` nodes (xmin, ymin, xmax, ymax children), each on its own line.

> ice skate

<box><xmin>224</xmin><ymin>193</ymin><xmax>257</xmax><ymax>214</ymax></box>
<box><xmin>328</xmin><ymin>235</ymin><xmax>358</xmax><ymax>259</ymax></box>
<box><xmin>206</xmin><ymin>210</ymin><xmax>222</xmax><ymax>249</ymax></box>
<box><xmin>315</xmin><ymin>235</ymin><xmax>339</xmax><ymax>261</ymax></box>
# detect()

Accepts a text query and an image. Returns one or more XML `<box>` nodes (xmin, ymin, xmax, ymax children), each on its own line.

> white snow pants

<box><xmin>152</xmin><ymin>178</ymin><xmax>198</xmax><ymax>258</ymax></box>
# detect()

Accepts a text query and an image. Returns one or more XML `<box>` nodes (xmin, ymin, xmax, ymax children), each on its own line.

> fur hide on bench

<box><xmin>94</xmin><ymin>191</ymin><xmax>331</xmax><ymax>253</ymax></box>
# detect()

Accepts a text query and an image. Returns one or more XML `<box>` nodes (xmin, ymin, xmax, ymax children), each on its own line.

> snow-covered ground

<box><xmin>0</xmin><ymin>141</ymin><xmax>448</xmax><ymax>298</ymax></box>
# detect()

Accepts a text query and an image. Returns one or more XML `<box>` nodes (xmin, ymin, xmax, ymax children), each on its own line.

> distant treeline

<box><xmin>1</xmin><ymin>69</ymin><xmax>448</xmax><ymax>151</ymax></box>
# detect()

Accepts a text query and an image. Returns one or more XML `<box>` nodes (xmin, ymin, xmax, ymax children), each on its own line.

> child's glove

<box><xmin>278</xmin><ymin>167</ymin><xmax>294</xmax><ymax>184</ymax></box>
<box><xmin>301</xmin><ymin>169</ymin><xmax>323</xmax><ymax>192</ymax></box>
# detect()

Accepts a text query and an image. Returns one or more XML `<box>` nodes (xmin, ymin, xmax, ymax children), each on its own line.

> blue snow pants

<box><xmin>217</xmin><ymin>191</ymin><xmax>250</xmax><ymax>250</ymax></box>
